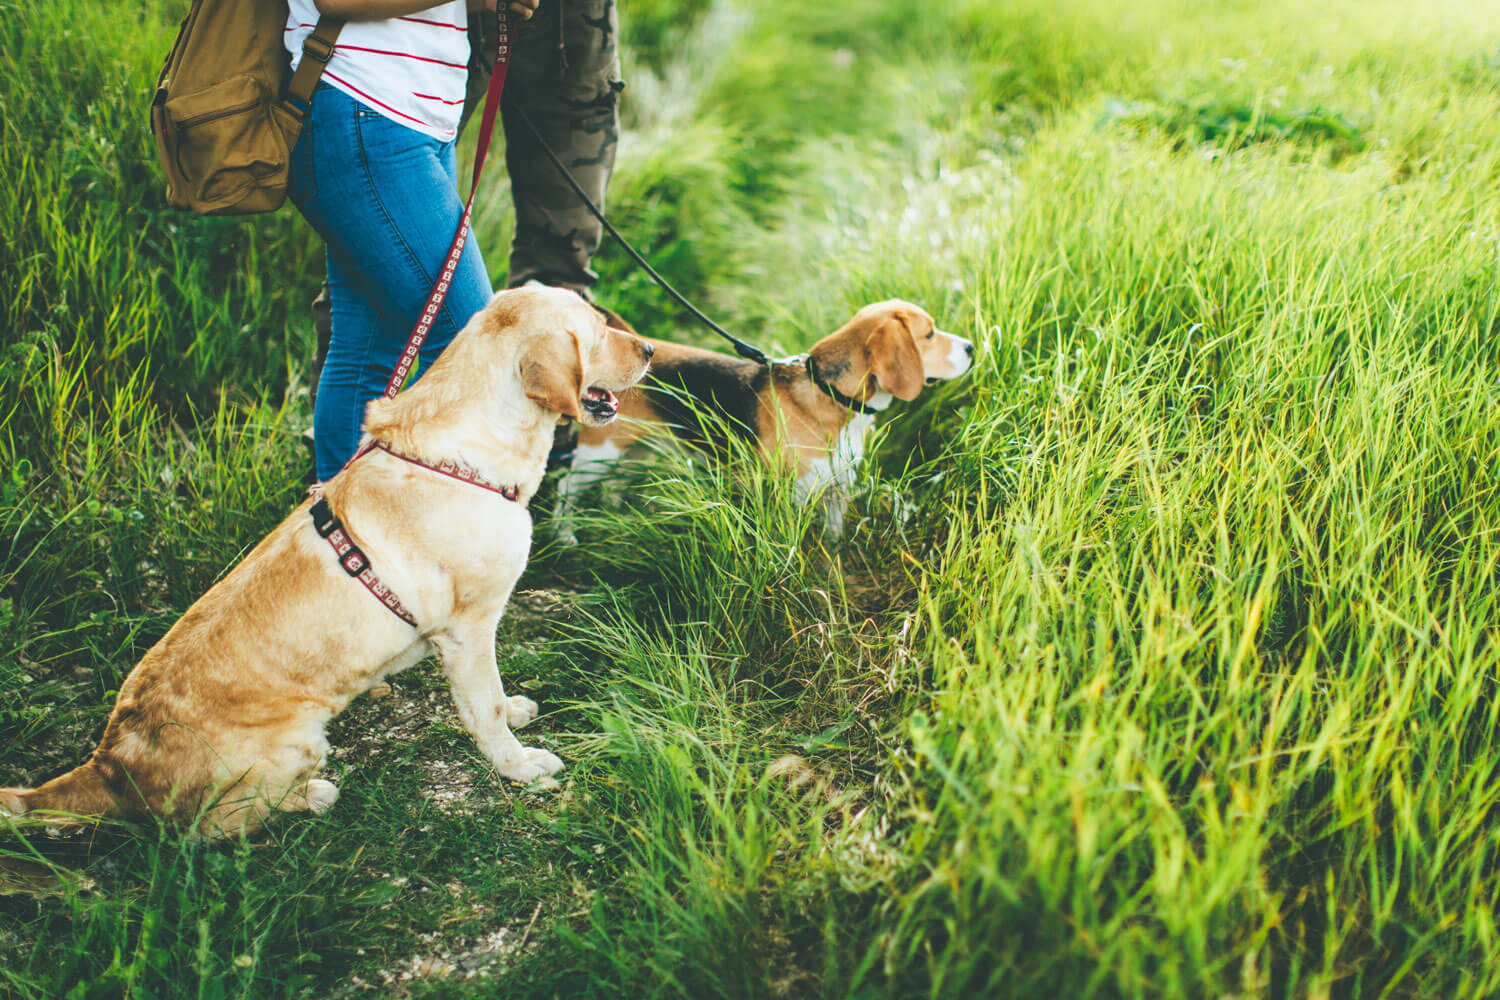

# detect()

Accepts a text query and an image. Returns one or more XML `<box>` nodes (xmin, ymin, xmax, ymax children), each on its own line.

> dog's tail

<box><xmin>1</xmin><ymin>760</ymin><xmax>124</xmax><ymax>820</ymax></box>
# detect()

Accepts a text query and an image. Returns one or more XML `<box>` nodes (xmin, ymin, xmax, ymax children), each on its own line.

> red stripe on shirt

<box><xmin>397</xmin><ymin>15</ymin><xmax>467</xmax><ymax>31</ymax></box>
<box><xmin>285</xmin><ymin>22</ymin><xmax>316</xmax><ymax>30</ymax></box>
<box><xmin>323</xmin><ymin>70</ymin><xmax>433</xmax><ymax>129</ymax></box>
<box><xmin>412</xmin><ymin>92</ymin><xmax>465</xmax><ymax>105</ymax></box>
<box><xmin>332</xmin><ymin>44</ymin><xmax>467</xmax><ymax>69</ymax></box>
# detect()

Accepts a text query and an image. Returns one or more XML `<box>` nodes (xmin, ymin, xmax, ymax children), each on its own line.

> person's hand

<box><xmin>481</xmin><ymin>0</ymin><xmax>539</xmax><ymax>17</ymax></box>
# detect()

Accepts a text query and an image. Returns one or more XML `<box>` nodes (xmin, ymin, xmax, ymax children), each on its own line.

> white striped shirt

<box><xmin>285</xmin><ymin>1</ymin><xmax>469</xmax><ymax>142</ymax></box>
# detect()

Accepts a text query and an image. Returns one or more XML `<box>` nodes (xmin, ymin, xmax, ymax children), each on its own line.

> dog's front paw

<box><xmin>498</xmin><ymin>747</ymin><xmax>564</xmax><ymax>785</ymax></box>
<box><xmin>506</xmin><ymin>695</ymin><xmax>541</xmax><ymax>729</ymax></box>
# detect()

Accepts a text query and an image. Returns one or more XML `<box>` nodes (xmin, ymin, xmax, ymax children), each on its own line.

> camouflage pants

<box><xmin>309</xmin><ymin>0</ymin><xmax>621</xmax><ymax>410</ymax></box>
<box><xmin>504</xmin><ymin>0</ymin><xmax>622</xmax><ymax>295</ymax></box>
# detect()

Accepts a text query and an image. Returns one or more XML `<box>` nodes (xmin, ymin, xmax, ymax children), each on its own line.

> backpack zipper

<box><xmin>176</xmin><ymin>98</ymin><xmax>260</xmax><ymax>131</ymax></box>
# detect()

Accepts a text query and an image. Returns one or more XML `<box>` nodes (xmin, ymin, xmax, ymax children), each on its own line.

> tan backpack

<box><xmin>150</xmin><ymin>0</ymin><xmax>342</xmax><ymax>215</ymax></box>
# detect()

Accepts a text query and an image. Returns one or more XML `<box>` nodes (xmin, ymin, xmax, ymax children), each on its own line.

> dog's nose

<box><xmin>964</xmin><ymin>341</ymin><xmax>975</xmax><ymax>357</ymax></box>
<box><xmin>642</xmin><ymin>341</ymin><xmax>655</xmax><ymax>360</ymax></box>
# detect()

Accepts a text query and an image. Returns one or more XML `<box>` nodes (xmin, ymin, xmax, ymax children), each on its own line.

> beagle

<box><xmin>0</xmin><ymin>286</ymin><xmax>653</xmax><ymax>836</ymax></box>
<box><xmin>552</xmin><ymin>300</ymin><xmax>974</xmax><ymax>540</ymax></box>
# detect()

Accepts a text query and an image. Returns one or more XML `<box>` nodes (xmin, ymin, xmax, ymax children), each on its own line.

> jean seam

<box><xmin>295</xmin><ymin>110</ymin><xmax>317</xmax><ymax>205</ymax></box>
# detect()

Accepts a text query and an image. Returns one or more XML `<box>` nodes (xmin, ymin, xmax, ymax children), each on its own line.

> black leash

<box><xmin>514</xmin><ymin>108</ymin><xmax>772</xmax><ymax>367</ymax></box>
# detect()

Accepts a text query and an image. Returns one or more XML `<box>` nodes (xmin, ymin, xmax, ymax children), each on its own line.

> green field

<box><xmin>5</xmin><ymin>0</ymin><xmax>1500</xmax><ymax>995</ymax></box>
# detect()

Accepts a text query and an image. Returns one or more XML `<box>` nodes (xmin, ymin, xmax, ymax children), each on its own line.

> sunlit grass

<box><xmin>6</xmin><ymin>0</ymin><xmax>1500</xmax><ymax>995</ymax></box>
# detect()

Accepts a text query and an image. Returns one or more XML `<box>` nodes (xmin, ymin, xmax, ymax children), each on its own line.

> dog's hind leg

<box><xmin>202</xmin><ymin>729</ymin><xmax>334</xmax><ymax>835</ymax></box>
<box><xmin>432</xmin><ymin>614</ymin><xmax>563</xmax><ymax>785</ymax></box>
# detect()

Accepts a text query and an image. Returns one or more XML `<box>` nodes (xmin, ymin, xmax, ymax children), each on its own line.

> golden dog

<box><xmin>552</xmin><ymin>300</ymin><xmax>974</xmax><ymax>539</ymax></box>
<box><xmin>1</xmin><ymin>286</ymin><xmax>652</xmax><ymax>836</ymax></box>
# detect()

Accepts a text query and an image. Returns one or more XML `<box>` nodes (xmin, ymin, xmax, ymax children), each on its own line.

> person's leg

<box><xmin>502</xmin><ymin>0</ymin><xmax>622</xmax><ymax>298</ymax></box>
<box><xmin>315</xmin><ymin>249</ymin><xmax>386</xmax><ymax>478</ymax></box>
<box><xmin>290</xmin><ymin>84</ymin><xmax>492</xmax><ymax>480</ymax></box>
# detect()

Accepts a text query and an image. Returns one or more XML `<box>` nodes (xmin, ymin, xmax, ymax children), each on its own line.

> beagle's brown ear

<box><xmin>521</xmin><ymin>331</ymin><xmax>584</xmax><ymax>420</ymax></box>
<box><xmin>866</xmin><ymin>315</ymin><xmax>924</xmax><ymax>401</ymax></box>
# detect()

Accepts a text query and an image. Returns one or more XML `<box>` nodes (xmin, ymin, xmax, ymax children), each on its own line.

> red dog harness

<box><xmin>309</xmin><ymin>441</ymin><xmax>520</xmax><ymax>628</ymax></box>
<box><xmin>310</xmin><ymin>496</ymin><xmax>420</xmax><ymax>627</ymax></box>
<box><xmin>362</xmin><ymin>440</ymin><xmax>519</xmax><ymax>501</ymax></box>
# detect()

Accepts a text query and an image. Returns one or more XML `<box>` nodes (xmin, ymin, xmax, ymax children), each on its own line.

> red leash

<box><xmin>383</xmin><ymin>9</ymin><xmax>512</xmax><ymax>399</ymax></box>
<box><xmin>312</xmin><ymin>10</ymin><xmax>517</xmax><ymax>629</ymax></box>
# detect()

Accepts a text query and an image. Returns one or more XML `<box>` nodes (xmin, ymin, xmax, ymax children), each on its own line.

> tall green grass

<box><xmin>6</xmin><ymin>0</ymin><xmax>1500</xmax><ymax>995</ymax></box>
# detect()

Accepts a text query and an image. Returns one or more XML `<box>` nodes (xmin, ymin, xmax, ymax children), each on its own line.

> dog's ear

<box><xmin>521</xmin><ymin>331</ymin><xmax>584</xmax><ymax>420</ymax></box>
<box><xmin>866</xmin><ymin>313</ymin><xmax>923</xmax><ymax>401</ymax></box>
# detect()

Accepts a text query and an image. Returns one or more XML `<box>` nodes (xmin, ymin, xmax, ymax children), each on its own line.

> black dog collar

<box><xmin>806</xmin><ymin>354</ymin><xmax>880</xmax><ymax>415</ymax></box>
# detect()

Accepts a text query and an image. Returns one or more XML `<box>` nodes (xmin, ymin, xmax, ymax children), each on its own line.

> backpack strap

<box><xmin>285</xmin><ymin>16</ymin><xmax>346</xmax><ymax>120</ymax></box>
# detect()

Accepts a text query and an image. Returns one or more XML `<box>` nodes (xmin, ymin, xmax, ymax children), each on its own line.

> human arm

<box><xmin>313</xmin><ymin>0</ymin><xmax>537</xmax><ymax>20</ymax></box>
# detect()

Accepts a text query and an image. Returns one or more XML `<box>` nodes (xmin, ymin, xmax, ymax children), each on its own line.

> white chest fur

<box><xmin>796</xmin><ymin>392</ymin><xmax>888</xmax><ymax>535</ymax></box>
<box><xmin>830</xmin><ymin>411</ymin><xmax>876</xmax><ymax>489</ymax></box>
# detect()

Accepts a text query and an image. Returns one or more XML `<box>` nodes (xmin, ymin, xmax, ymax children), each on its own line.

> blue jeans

<box><xmin>289</xmin><ymin>84</ymin><xmax>492</xmax><ymax>480</ymax></box>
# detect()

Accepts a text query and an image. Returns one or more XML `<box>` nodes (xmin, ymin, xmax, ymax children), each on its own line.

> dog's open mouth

<box><xmin>581</xmin><ymin>386</ymin><xmax>619</xmax><ymax>420</ymax></box>
<box><xmin>925</xmin><ymin>377</ymin><xmax>941</xmax><ymax>386</ymax></box>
